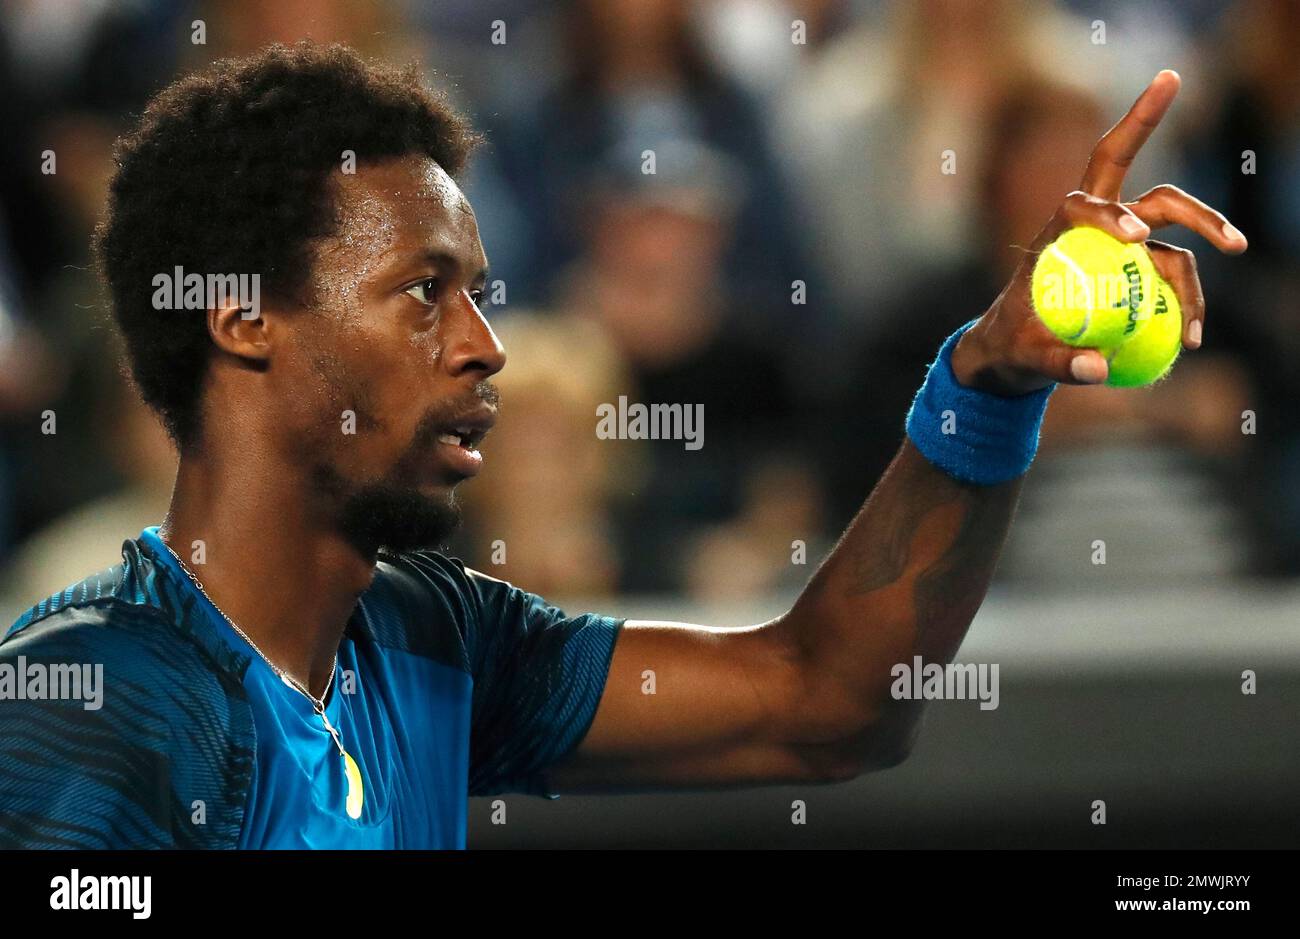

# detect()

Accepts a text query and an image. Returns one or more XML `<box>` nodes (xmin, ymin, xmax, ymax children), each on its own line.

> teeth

<box><xmin>437</xmin><ymin>433</ymin><xmax>463</xmax><ymax>446</ymax></box>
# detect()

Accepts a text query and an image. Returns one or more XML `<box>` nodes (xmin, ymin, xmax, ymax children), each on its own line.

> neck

<box><xmin>159</xmin><ymin>443</ymin><xmax>377</xmax><ymax>700</ymax></box>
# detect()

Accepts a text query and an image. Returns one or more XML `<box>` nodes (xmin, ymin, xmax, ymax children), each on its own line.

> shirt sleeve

<box><xmin>456</xmin><ymin>563</ymin><xmax>623</xmax><ymax>798</ymax></box>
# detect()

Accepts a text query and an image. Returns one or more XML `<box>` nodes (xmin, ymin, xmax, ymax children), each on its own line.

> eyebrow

<box><xmin>420</xmin><ymin>249</ymin><xmax>490</xmax><ymax>284</ymax></box>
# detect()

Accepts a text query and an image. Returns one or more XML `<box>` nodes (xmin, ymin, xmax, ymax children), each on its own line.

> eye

<box><xmin>469</xmin><ymin>289</ymin><xmax>485</xmax><ymax>308</ymax></box>
<box><xmin>404</xmin><ymin>277</ymin><xmax>439</xmax><ymax>305</ymax></box>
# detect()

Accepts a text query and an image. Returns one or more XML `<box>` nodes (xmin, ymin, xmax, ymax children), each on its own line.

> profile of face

<box><xmin>268</xmin><ymin>155</ymin><xmax>505</xmax><ymax>556</ymax></box>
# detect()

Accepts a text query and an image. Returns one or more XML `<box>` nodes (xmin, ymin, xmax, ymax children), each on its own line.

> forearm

<box><xmin>771</xmin><ymin>322</ymin><xmax>1042</xmax><ymax>769</ymax></box>
<box><xmin>779</xmin><ymin>441</ymin><xmax>1021</xmax><ymax>738</ymax></box>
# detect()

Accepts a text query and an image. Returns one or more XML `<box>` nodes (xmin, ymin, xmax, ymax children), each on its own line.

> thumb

<box><xmin>1030</xmin><ymin>338</ymin><xmax>1109</xmax><ymax>385</ymax></box>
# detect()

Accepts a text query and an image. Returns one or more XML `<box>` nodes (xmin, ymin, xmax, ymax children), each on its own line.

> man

<box><xmin>0</xmin><ymin>44</ymin><xmax>1244</xmax><ymax>848</ymax></box>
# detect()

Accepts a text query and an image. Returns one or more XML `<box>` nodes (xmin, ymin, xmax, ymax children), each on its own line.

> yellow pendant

<box><xmin>343</xmin><ymin>750</ymin><xmax>364</xmax><ymax>820</ymax></box>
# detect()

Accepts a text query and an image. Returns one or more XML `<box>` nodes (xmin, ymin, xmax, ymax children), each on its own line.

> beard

<box><xmin>310</xmin><ymin>386</ymin><xmax>498</xmax><ymax>558</ymax></box>
<box><xmin>335</xmin><ymin>479</ymin><xmax>462</xmax><ymax>557</ymax></box>
<box><xmin>301</xmin><ymin>336</ymin><xmax>498</xmax><ymax>557</ymax></box>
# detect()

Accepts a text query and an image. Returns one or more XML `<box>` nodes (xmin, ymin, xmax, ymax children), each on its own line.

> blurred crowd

<box><xmin>0</xmin><ymin>0</ymin><xmax>1297</xmax><ymax>618</ymax></box>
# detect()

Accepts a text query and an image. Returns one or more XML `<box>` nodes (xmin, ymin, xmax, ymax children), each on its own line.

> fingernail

<box><xmin>1071</xmin><ymin>356</ymin><xmax>1107</xmax><ymax>383</ymax></box>
<box><xmin>1187</xmin><ymin>319</ymin><xmax>1202</xmax><ymax>347</ymax></box>
<box><xmin>1222</xmin><ymin>221</ymin><xmax>1246</xmax><ymax>243</ymax></box>
<box><xmin>1119</xmin><ymin>215</ymin><xmax>1148</xmax><ymax>238</ymax></box>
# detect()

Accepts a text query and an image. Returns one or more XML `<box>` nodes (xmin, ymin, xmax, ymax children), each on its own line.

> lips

<box><xmin>430</xmin><ymin>407</ymin><xmax>495</xmax><ymax>478</ymax></box>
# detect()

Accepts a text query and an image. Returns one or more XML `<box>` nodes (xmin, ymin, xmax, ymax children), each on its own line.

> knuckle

<box><xmin>1136</xmin><ymin>183</ymin><xmax>1174</xmax><ymax>203</ymax></box>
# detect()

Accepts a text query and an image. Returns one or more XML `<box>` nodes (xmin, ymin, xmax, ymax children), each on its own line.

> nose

<box><xmin>442</xmin><ymin>289</ymin><xmax>506</xmax><ymax>379</ymax></box>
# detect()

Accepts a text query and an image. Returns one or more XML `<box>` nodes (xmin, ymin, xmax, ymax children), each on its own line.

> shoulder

<box><xmin>367</xmin><ymin>550</ymin><xmax>618</xmax><ymax>665</ymax></box>
<box><xmin>359</xmin><ymin>549</ymin><xmax>489</xmax><ymax>669</ymax></box>
<box><xmin>4</xmin><ymin>591</ymin><xmax>245</xmax><ymax>699</ymax></box>
<box><xmin>5</xmin><ymin>544</ymin><xmax>251</xmax><ymax>692</ymax></box>
<box><xmin>0</xmin><ymin>555</ymin><xmax>254</xmax><ymax>848</ymax></box>
<box><xmin>373</xmin><ymin>550</ymin><xmax>561</xmax><ymax>627</ymax></box>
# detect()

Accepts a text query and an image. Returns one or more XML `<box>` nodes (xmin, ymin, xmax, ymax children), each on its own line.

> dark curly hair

<box><xmin>94</xmin><ymin>42</ymin><xmax>481</xmax><ymax>448</ymax></box>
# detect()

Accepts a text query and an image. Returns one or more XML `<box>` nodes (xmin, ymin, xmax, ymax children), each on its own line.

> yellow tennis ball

<box><xmin>1030</xmin><ymin>226</ymin><xmax>1158</xmax><ymax>347</ymax></box>
<box><xmin>1103</xmin><ymin>275</ymin><xmax>1182</xmax><ymax>387</ymax></box>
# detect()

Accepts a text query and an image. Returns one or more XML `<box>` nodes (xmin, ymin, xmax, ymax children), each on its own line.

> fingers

<box><xmin>1080</xmin><ymin>70</ymin><xmax>1180</xmax><ymax>201</ymax></box>
<box><xmin>1030</xmin><ymin>191</ymin><xmax>1149</xmax><ymax>252</ymax></box>
<box><xmin>1145</xmin><ymin>240</ymin><xmax>1206</xmax><ymax>349</ymax></box>
<box><xmin>1028</xmin><ymin>186</ymin><xmax>1241</xmax><ymax>356</ymax></box>
<box><xmin>1127</xmin><ymin>184</ymin><xmax>1249</xmax><ymax>253</ymax></box>
<box><xmin>1043</xmin><ymin>191</ymin><xmax>1152</xmax><ymax>247</ymax></box>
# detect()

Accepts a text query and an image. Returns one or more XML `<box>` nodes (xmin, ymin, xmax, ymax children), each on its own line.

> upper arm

<box><xmin>457</xmin><ymin>561</ymin><xmax>868</xmax><ymax>796</ymax></box>
<box><xmin>459</xmin><ymin>565</ymin><xmax>622</xmax><ymax>797</ymax></box>
<box><xmin>544</xmin><ymin>617</ymin><xmax>845</xmax><ymax>793</ymax></box>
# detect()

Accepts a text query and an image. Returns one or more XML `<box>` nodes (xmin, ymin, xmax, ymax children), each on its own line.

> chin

<box><xmin>338</xmin><ymin>482</ymin><xmax>463</xmax><ymax>557</ymax></box>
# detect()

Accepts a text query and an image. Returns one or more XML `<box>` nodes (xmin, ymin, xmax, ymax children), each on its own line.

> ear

<box><xmin>207</xmin><ymin>300</ymin><xmax>274</xmax><ymax>362</ymax></box>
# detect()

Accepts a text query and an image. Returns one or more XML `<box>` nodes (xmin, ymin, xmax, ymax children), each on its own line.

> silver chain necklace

<box><xmin>158</xmin><ymin>536</ymin><xmax>365</xmax><ymax>819</ymax></box>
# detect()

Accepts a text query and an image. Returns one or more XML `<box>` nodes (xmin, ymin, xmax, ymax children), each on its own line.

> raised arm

<box><xmin>547</xmin><ymin>71</ymin><xmax>1247</xmax><ymax>794</ymax></box>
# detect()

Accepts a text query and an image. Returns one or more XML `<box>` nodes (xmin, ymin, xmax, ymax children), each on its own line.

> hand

<box><xmin>951</xmin><ymin>70</ymin><xmax>1248</xmax><ymax>396</ymax></box>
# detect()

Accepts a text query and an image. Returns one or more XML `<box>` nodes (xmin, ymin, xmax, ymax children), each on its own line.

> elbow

<box><xmin>798</xmin><ymin>702</ymin><xmax>923</xmax><ymax>784</ymax></box>
<box><xmin>773</xmin><ymin>616</ymin><xmax>926</xmax><ymax>784</ymax></box>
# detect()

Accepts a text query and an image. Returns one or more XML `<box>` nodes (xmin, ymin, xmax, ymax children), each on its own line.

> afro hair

<box><xmin>94</xmin><ymin>41</ymin><xmax>481</xmax><ymax>448</ymax></box>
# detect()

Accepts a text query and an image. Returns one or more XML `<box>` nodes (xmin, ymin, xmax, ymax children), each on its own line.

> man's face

<box><xmin>275</xmin><ymin>154</ymin><xmax>505</xmax><ymax>556</ymax></box>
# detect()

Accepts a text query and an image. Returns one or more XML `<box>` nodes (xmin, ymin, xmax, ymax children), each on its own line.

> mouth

<box><xmin>435</xmin><ymin>425</ymin><xmax>489</xmax><ymax>450</ymax></box>
<box><xmin>430</xmin><ymin>409</ymin><xmax>495</xmax><ymax>478</ymax></box>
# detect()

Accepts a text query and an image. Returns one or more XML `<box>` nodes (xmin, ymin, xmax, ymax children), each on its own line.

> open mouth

<box><xmin>428</xmin><ymin>408</ymin><xmax>496</xmax><ymax>478</ymax></box>
<box><xmin>435</xmin><ymin>425</ymin><xmax>487</xmax><ymax>451</ymax></box>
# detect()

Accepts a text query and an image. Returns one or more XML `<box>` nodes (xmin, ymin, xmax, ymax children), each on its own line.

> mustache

<box><xmin>410</xmin><ymin>380</ymin><xmax>500</xmax><ymax>448</ymax></box>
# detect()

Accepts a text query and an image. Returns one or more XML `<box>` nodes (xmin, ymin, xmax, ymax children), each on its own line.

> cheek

<box><xmin>407</xmin><ymin>326</ymin><xmax>443</xmax><ymax>367</ymax></box>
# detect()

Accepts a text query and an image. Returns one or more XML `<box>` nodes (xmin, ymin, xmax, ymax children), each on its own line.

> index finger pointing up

<box><xmin>1080</xmin><ymin>70</ymin><xmax>1181</xmax><ymax>201</ymax></box>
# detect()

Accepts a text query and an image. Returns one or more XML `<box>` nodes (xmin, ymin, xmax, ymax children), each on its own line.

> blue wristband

<box><xmin>904</xmin><ymin>320</ymin><xmax>1055</xmax><ymax>486</ymax></box>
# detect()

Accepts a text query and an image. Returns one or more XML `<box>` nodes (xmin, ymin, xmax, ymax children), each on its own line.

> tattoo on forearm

<box><xmin>841</xmin><ymin>444</ymin><xmax>1020</xmax><ymax>656</ymax></box>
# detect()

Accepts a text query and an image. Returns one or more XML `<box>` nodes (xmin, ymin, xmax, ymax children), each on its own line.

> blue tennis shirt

<box><xmin>0</xmin><ymin>526</ymin><xmax>623</xmax><ymax>849</ymax></box>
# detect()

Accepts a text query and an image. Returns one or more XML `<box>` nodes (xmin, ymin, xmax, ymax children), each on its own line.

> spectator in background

<box><xmin>695</xmin><ymin>0</ymin><xmax>858</xmax><ymax>104</ymax></box>
<box><xmin>0</xmin><ymin>362</ymin><xmax>175</xmax><ymax>624</ymax></box>
<box><xmin>777</xmin><ymin>0</ymin><xmax>1047</xmax><ymax>344</ymax></box>
<box><xmin>1182</xmin><ymin>0</ymin><xmax>1300</xmax><ymax>576</ymax></box>
<box><xmin>550</xmin><ymin>135</ymin><xmax>805</xmax><ymax>594</ymax></box>
<box><xmin>452</xmin><ymin>313</ymin><xmax>631</xmax><ymax>600</ymax></box>
<box><xmin>486</xmin><ymin>0</ymin><xmax>808</xmax><ymax>329</ymax></box>
<box><xmin>9</xmin><ymin>113</ymin><xmax>126</xmax><ymax>537</ymax></box>
<box><xmin>682</xmin><ymin>454</ymin><xmax>827</xmax><ymax>604</ymax></box>
<box><xmin>775</xmin><ymin>0</ymin><xmax>1189</xmax><ymax>361</ymax></box>
<box><xmin>185</xmin><ymin>0</ymin><xmax>402</xmax><ymax>61</ymax></box>
<box><xmin>0</xmin><ymin>1</ymin><xmax>187</xmax><ymax>554</ymax></box>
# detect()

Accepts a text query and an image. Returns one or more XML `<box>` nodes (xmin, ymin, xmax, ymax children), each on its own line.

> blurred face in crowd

<box><xmin>266</xmin><ymin>155</ymin><xmax>504</xmax><ymax>554</ymax></box>
<box><xmin>585</xmin><ymin>196</ymin><xmax>729</xmax><ymax>366</ymax></box>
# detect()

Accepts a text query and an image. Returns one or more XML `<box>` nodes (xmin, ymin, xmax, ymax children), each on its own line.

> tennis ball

<box><xmin>1031</xmin><ymin>226</ymin><xmax>1158</xmax><ymax>347</ymax></box>
<box><xmin>1103</xmin><ymin>275</ymin><xmax>1182</xmax><ymax>387</ymax></box>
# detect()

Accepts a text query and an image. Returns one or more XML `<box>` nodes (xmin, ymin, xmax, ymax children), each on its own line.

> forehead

<box><xmin>326</xmin><ymin>154</ymin><xmax>482</xmax><ymax>260</ymax></box>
